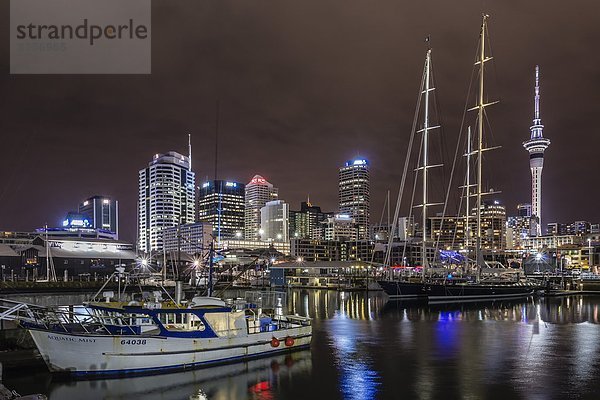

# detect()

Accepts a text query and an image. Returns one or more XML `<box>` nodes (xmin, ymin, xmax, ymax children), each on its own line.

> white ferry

<box><xmin>0</xmin><ymin>291</ymin><xmax>311</xmax><ymax>377</ymax></box>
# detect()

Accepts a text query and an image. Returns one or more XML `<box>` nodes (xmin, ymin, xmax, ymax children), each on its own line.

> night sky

<box><xmin>1</xmin><ymin>0</ymin><xmax>599</xmax><ymax>242</ymax></box>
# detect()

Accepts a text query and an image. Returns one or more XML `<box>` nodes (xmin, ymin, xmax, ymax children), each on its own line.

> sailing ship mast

<box><xmin>422</xmin><ymin>49</ymin><xmax>431</xmax><ymax>270</ymax></box>
<box><xmin>417</xmin><ymin>48</ymin><xmax>443</xmax><ymax>274</ymax></box>
<box><xmin>469</xmin><ymin>15</ymin><xmax>500</xmax><ymax>273</ymax></box>
<box><xmin>465</xmin><ymin>126</ymin><xmax>472</xmax><ymax>249</ymax></box>
<box><xmin>383</xmin><ymin>44</ymin><xmax>442</xmax><ymax>273</ymax></box>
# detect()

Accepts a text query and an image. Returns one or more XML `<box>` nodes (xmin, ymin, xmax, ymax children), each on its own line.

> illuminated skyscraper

<box><xmin>523</xmin><ymin>66</ymin><xmax>550</xmax><ymax>236</ymax></box>
<box><xmin>338</xmin><ymin>159</ymin><xmax>370</xmax><ymax>239</ymax></box>
<box><xmin>138</xmin><ymin>152</ymin><xmax>195</xmax><ymax>252</ymax></box>
<box><xmin>244</xmin><ymin>175</ymin><xmax>278</xmax><ymax>239</ymax></box>
<box><xmin>198</xmin><ymin>180</ymin><xmax>245</xmax><ymax>241</ymax></box>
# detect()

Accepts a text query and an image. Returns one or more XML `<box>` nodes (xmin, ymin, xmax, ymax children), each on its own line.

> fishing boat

<box><xmin>0</xmin><ymin>290</ymin><xmax>311</xmax><ymax>377</ymax></box>
<box><xmin>378</xmin><ymin>15</ymin><xmax>538</xmax><ymax>302</ymax></box>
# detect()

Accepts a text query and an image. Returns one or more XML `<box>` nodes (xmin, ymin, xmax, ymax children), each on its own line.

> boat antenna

<box><xmin>214</xmin><ymin>100</ymin><xmax>220</xmax><ymax>181</ymax></box>
<box><xmin>214</xmin><ymin>101</ymin><xmax>222</xmax><ymax>246</ymax></box>
<box><xmin>208</xmin><ymin>237</ymin><xmax>215</xmax><ymax>297</ymax></box>
<box><xmin>188</xmin><ymin>132</ymin><xmax>192</xmax><ymax>172</ymax></box>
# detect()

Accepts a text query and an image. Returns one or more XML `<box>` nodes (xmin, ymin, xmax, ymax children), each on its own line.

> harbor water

<box><xmin>2</xmin><ymin>290</ymin><xmax>600</xmax><ymax>399</ymax></box>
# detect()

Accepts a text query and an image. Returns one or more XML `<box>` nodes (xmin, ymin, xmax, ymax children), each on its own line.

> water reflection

<box><xmin>3</xmin><ymin>290</ymin><xmax>600</xmax><ymax>400</ymax></box>
<box><xmin>46</xmin><ymin>351</ymin><xmax>311</xmax><ymax>400</ymax></box>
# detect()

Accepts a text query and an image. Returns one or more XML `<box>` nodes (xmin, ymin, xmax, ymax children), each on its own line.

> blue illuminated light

<box><xmin>202</xmin><ymin>182</ymin><xmax>210</xmax><ymax>188</ymax></box>
<box><xmin>435</xmin><ymin>311</ymin><xmax>461</xmax><ymax>358</ymax></box>
<box><xmin>440</xmin><ymin>250</ymin><xmax>465</xmax><ymax>264</ymax></box>
<box><xmin>62</xmin><ymin>216</ymin><xmax>91</xmax><ymax>228</ymax></box>
<box><xmin>345</xmin><ymin>159</ymin><xmax>368</xmax><ymax>167</ymax></box>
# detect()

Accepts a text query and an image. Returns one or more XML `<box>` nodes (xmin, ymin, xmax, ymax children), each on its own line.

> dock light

<box><xmin>296</xmin><ymin>257</ymin><xmax>303</xmax><ymax>263</ymax></box>
<box><xmin>535</xmin><ymin>253</ymin><xmax>543</xmax><ymax>261</ymax></box>
<box><xmin>270</xmin><ymin>258</ymin><xmax>276</xmax><ymax>263</ymax></box>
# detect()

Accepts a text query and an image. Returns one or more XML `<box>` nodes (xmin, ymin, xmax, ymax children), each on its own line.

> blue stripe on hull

<box><xmin>66</xmin><ymin>344</ymin><xmax>311</xmax><ymax>379</ymax></box>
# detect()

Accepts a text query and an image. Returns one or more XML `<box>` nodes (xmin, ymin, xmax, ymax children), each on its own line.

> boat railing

<box><xmin>0</xmin><ymin>299</ymin><xmax>151</xmax><ymax>335</ymax></box>
<box><xmin>244</xmin><ymin>291</ymin><xmax>287</xmax><ymax>311</ymax></box>
<box><xmin>273</xmin><ymin>314</ymin><xmax>311</xmax><ymax>329</ymax></box>
<box><xmin>580</xmin><ymin>272</ymin><xmax>600</xmax><ymax>281</ymax></box>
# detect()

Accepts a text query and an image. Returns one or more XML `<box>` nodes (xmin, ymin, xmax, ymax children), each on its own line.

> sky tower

<box><xmin>523</xmin><ymin>65</ymin><xmax>550</xmax><ymax>236</ymax></box>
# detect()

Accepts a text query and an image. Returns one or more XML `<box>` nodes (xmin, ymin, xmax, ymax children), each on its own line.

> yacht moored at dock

<box><xmin>377</xmin><ymin>16</ymin><xmax>540</xmax><ymax>303</ymax></box>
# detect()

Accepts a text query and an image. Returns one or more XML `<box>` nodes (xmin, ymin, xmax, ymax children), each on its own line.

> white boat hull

<box><xmin>29</xmin><ymin>327</ymin><xmax>312</xmax><ymax>377</ymax></box>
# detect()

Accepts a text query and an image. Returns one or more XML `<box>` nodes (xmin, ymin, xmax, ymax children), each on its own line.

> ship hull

<box><xmin>426</xmin><ymin>284</ymin><xmax>535</xmax><ymax>302</ymax></box>
<box><xmin>28</xmin><ymin>327</ymin><xmax>312</xmax><ymax>377</ymax></box>
<box><xmin>378</xmin><ymin>280</ymin><xmax>535</xmax><ymax>302</ymax></box>
<box><xmin>377</xmin><ymin>280</ymin><xmax>428</xmax><ymax>298</ymax></box>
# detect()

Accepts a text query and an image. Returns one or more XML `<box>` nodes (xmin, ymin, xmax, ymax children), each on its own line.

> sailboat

<box><xmin>378</xmin><ymin>15</ymin><xmax>539</xmax><ymax>302</ymax></box>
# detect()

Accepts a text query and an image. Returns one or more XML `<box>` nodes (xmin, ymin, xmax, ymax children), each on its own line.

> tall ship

<box><xmin>378</xmin><ymin>15</ymin><xmax>538</xmax><ymax>302</ymax></box>
<box><xmin>0</xmin><ymin>285</ymin><xmax>311</xmax><ymax>377</ymax></box>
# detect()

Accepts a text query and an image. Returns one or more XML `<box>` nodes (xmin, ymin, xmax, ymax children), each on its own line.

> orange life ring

<box><xmin>270</xmin><ymin>337</ymin><xmax>280</xmax><ymax>347</ymax></box>
<box><xmin>284</xmin><ymin>336</ymin><xmax>294</xmax><ymax>347</ymax></box>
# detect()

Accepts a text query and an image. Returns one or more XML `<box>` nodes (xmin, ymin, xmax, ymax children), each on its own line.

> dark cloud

<box><xmin>1</xmin><ymin>0</ymin><xmax>599</xmax><ymax>241</ymax></box>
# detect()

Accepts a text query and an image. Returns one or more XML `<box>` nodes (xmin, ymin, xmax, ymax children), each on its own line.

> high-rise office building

<box><xmin>321</xmin><ymin>214</ymin><xmax>357</xmax><ymax>242</ymax></box>
<box><xmin>506</xmin><ymin>203</ymin><xmax>534</xmax><ymax>248</ymax></box>
<box><xmin>198</xmin><ymin>180</ymin><xmax>245</xmax><ymax>241</ymax></box>
<box><xmin>517</xmin><ymin>203</ymin><xmax>532</xmax><ymax>218</ymax></box>
<box><xmin>78</xmin><ymin>195</ymin><xmax>119</xmax><ymax>236</ymax></box>
<box><xmin>260</xmin><ymin>200</ymin><xmax>289</xmax><ymax>242</ymax></box>
<box><xmin>245</xmin><ymin>175</ymin><xmax>278</xmax><ymax>239</ymax></box>
<box><xmin>289</xmin><ymin>200</ymin><xmax>332</xmax><ymax>240</ymax></box>
<box><xmin>138</xmin><ymin>151</ymin><xmax>195</xmax><ymax>253</ymax></box>
<box><xmin>429</xmin><ymin>201</ymin><xmax>506</xmax><ymax>250</ymax></box>
<box><xmin>339</xmin><ymin>159</ymin><xmax>370</xmax><ymax>239</ymax></box>
<box><xmin>523</xmin><ymin>66</ymin><xmax>550</xmax><ymax>236</ymax></box>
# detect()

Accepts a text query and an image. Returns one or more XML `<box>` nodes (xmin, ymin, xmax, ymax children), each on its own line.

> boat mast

<box><xmin>417</xmin><ymin>47</ymin><xmax>444</xmax><ymax>277</ymax></box>
<box><xmin>464</xmin><ymin>126</ymin><xmax>472</xmax><ymax>251</ymax></box>
<box><xmin>422</xmin><ymin>49</ymin><xmax>431</xmax><ymax>272</ymax></box>
<box><xmin>474</xmin><ymin>14</ymin><xmax>496</xmax><ymax>275</ymax></box>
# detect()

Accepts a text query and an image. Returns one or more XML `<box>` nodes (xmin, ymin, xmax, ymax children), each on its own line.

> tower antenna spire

<box><xmin>523</xmin><ymin>65</ymin><xmax>550</xmax><ymax>236</ymax></box>
<box><xmin>534</xmin><ymin>65</ymin><xmax>540</xmax><ymax>122</ymax></box>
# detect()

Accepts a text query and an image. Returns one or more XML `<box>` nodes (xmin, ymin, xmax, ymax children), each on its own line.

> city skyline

<box><xmin>2</xmin><ymin>1</ymin><xmax>600</xmax><ymax>241</ymax></box>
